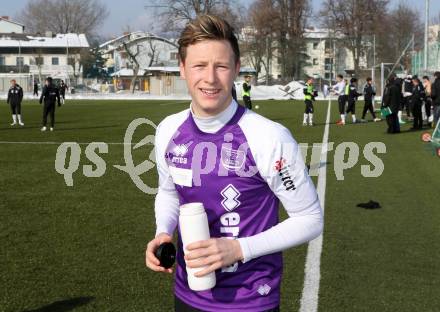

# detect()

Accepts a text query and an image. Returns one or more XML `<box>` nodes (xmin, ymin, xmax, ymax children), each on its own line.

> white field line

<box><xmin>299</xmin><ymin>98</ymin><xmax>331</xmax><ymax>312</ymax></box>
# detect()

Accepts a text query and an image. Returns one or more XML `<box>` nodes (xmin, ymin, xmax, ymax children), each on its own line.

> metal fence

<box><xmin>412</xmin><ymin>41</ymin><xmax>440</xmax><ymax>75</ymax></box>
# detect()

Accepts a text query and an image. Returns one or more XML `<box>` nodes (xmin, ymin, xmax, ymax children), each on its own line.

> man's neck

<box><xmin>191</xmin><ymin>97</ymin><xmax>233</xmax><ymax>118</ymax></box>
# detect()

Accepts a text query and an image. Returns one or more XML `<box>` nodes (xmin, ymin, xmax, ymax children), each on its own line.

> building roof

<box><xmin>0</xmin><ymin>17</ymin><xmax>25</xmax><ymax>27</ymax></box>
<box><xmin>0</xmin><ymin>33</ymin><xmax>89</xmax><ymax>48</ymax></box>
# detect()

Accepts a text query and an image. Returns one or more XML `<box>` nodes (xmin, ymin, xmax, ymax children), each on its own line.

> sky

<box><xmin>1</xmin><ymin>0</ymin><xmax>439</xmax><ymax>39</ymax></box>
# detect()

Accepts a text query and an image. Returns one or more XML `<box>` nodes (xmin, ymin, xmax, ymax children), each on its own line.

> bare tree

<box><xmin>321</xmin><ymin>0</ymin><xmax>388</xmax><ymax>77</ymax></box>
<box><xmin>122</xmin><ymin>42</ymin><xmax>141</xmax><ymax>93</ymax></box>
<box><xmin>145</xmin><ymin>0</ymin><xmax>243</xmax><ymax>34</ymax></box>
<box><xmin>276</xmin><ymin>0</ymin><xmax>311</xmax><ymax>80</ymax></box>
<box><xmin>18</xmin><ymin>0</ymin><xmax>109</xmax><ymax>38</ymax></box>
<box><xmin>241</xmin><ymin>0</ymin><xmax>279</xmax><ymax>81</ymax></box>
<box><xmin>382</xmin><ymin>1</ymin><xmax>423</xmax><ymax>68</ymax></box>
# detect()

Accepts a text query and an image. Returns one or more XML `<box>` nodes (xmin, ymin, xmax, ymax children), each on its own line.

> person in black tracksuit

<box><xmin>402</xmin><ymin>75</ymin><xmax>413</xmax><ymax>118</ymax></box>
<box><xmin>59</xmin><ymin>80</ymin><xmax>68</xmax><ymax>103</ymax></box>
<box><xmin>361</xmin><ymin>77</ymin><xmax>378</xmax><ymax>121</ymax></box>
<box><xmin>346</xmin><ymin>77</ymin><xmax>362</xmax><ymax>123</ymax></box>
<box><xmin>383</xmin><ymin>74</ymin><xmax>401</xmax><ymax>134</ymax></box>
<box><xmin>39</xmin><ymin>77</ymin><xmax>61</xmax><ymax>131</ymax></box>
<box><xmin>33</xmin><ymin>80</ymin><xmax>39</xmax><ymax>96</ymax></box>
<box><xmin>7</xmin><ymin>79</ymin><xmax>24</xmax><ymax>126</ymax></box>
<box><xmin>431</xmin><ymin>71</ymin><xmax>440</xmax><ymax>126</ymax></box>
<box><xmin>410</xmin><ymin>77</ymin><xmax>425</xmax><ymax>130</ymax></box>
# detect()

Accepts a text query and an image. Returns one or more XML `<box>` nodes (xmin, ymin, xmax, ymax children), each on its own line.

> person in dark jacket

<box><xmin>39</xmin><ymin>77</ymin><xmax>61</xmax><ymax>131</ymax></box>
<box><xmin>411</xmin><ymin>77</ymin><xmax>425</xmax><ymax>130</ymax></box>
<box><xmin>383</xmin><ymin>74</ymin><xmax>401</xmax><ymax>133</ymax></box>
<box><xmin>33</xmin><ymin>80</ymin><xmax>39</xmax><ymax>97</ymax></box>
<box><xmin>402</xmin><ymin>75</ymin><xmax>413</xmax><ymax>119</ymax></box>
<box><xmin>7</xmin><ymin>79</ymin><xmax>24</xmax><ymax>126</ymax></box>
<box><xmin>361</xmin><ymin>77</ymin><xmax>380</xmax><ymax>122</ymax></box>
<box><xmin>59</xmin><ymin>80</ymin><xmax>68</xmax><ymax>104</ymax></box>
<box><xmin>346</xmin><ymin>77</ymin><xmax>362</xmax><ymax>123</ymax></box>
<box><xmin>431</xmin><ymin>71</ymin><xmax>440</xmax><ymax>126</ymax></box>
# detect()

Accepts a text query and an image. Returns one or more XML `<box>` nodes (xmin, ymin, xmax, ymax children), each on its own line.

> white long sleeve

<box><xmin>153</xmin><ymin>110</ymin><xmax>189</xmax><ymax>237</ymax></box>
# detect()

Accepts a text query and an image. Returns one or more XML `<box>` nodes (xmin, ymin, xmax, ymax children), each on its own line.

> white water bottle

<box><xmin>179</xmin><ymin>202</ymin><xmax>216</xmax><ymax>291</ymax></box>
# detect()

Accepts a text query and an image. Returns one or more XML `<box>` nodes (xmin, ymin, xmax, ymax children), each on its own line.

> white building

<box><xmin>0</xmin><ymin>32</ymin><xmax>89</xmax><ymax>91</ymax></box>
<box><xmin>100</xmin><ymin>31</ymin><xmax>179</xmax><ymax>73</ymax></box>
<box><xmin>0</xmin><ymin>16</ymin><xmax>24</xmax><ymax>34</ymax></box>
<box><xmin>303</xmin><ymin>27</ymin><xmax>369</xmax><ymax>81</ymax></box>
<box><xmin>240</xmin><ymin>27</ymin><xmax>369</xmax><ymax>82</ymax></box>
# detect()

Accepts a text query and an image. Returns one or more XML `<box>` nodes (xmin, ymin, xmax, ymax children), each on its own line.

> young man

<box><xmin>422</xmin><ymin>76</ymin><xmax>432</xmax><ymax>127</ymax></box>
<box><xmin>431</xmin><ymin>71</ymin><xmax>440</xmax><ymax>126</ymax></box>
<box><xmin>332</xmin><ymin>74</ymin><xmax>347</xmax><ymax>125</ymax></box>
<box><xmin>383</xmin><ymin>74</ymin><xmax>401</xmax><ymax>134</ymax></box>
<box><xmin>33</xmin><ymin>80</ymin><xmax>39</xmax><ymax>97</ymax></box>
<box><xmin>59</xmin><ymin>80</ymin><xmax>68</xmax><ymax>104</ymax></box>
<box><xmin>346</xmin><ymin>77</ymin><xmax>361</xmax><ymax>124</ymax></box>
<box><xmin>145</xmin><ymin>15</ymin><xmax>323</xmax><ymax>312</ymax></box>
<box><xmin>242</xmin><ymin>75</ymin><xmax>252</xmax><ymax>110</ymax></box>
<box><xmin>361</xmin><ymin>77</ymin><xmax>380</xmax><ymax>122</ymax></box>
<box><xmin>7</xmin><ymin>79</ymin><xmax>24</xmax><ymax>126</ymax></box>
<box><xmin>402</xmin><ymin>74</ymin><xmax>413</xmax><ymax>120</ymax></box>
<box><xmin>303</xmin><ymin>77</ymin><xmax>316</xmax><ymax>126</ymax></box>
<box><xmin>411</xmin><ymin>77</ymin><xmax>425</xmax><ymax>130</ymax></box>
<box><xmin>39</xmin><ymin>77</ymin><xmax>61</xmax><ymax>131</ymax></box>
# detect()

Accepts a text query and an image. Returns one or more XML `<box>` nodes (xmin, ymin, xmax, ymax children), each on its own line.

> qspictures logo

<box><xmin>54</xmin><ymin>118</ymin><xmax>388</xmax><ymax>195</ymax></box>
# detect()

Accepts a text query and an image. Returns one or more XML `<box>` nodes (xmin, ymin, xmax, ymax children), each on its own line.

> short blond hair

<box><xmin>178</xmin><ymin>15</ymin><xmax>240</xmax><ymax>64</ymax></box>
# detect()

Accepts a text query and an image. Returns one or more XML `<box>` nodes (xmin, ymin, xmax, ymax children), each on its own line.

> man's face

<box><xmin>412</xmin><ymin>79</ymin><xmax>418</xmax><ymax>86</ymax></box>
<box><xmin>336</xmin><ymin>76</ymin><xmax>342</xmax><ymax>82</ymax></box>
<box><xmin>10</xmin><ymin>80</ymin><xmax>16</xmax><ymax>87</ymax></box>
<box><xmin>180</xmin><ymin>39</ymin><xmax>240</xmax><ymax>117</ymax></box>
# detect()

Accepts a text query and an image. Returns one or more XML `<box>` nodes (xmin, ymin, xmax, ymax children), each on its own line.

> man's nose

<box><xmin>204</xmin><ymin>65</ymin><xmax>216</xmax><ymax>84</ymax></box>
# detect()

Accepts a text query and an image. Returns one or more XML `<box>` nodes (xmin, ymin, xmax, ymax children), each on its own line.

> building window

<box><xmin>0</xmin><ymin>56</ymin><xmax>5</xmax><ymax>65</ymax></box>
<box><xmin>35</xmin><ymin>57</ymin><xmax>44</xmax><ymax>65</ymax></box>
<box><xmin>170</xmin><ymin>52</ymin><xmax>178</xmax><ymax>60</ymax></box>
<box><xmin>313</xmin><ymin>42</ymin><xmax>319</xmax><ymax>50</ymax></box>
<box><xmin>16</xmin><ymin>57</ymin><xmax>24</xmax><ymax>67</ymax></box>
<box><xmin>325</xmin><ymin>72</ymin><xmax>331</xmax><ymax>79</ymax></box>
<box><xmin>324</xmin><ymin>58</ymin><xmax>333</xmax><ymax>71</ymax></box>
<box><xmin>52</xmin><ymin>57</ymin><xmax>59</xmax><ymax>65</ymax></box>
<box><xmin>313</xmin><ymin>58</ymin><xmax>318</xmax><ymax>65</ymax></box>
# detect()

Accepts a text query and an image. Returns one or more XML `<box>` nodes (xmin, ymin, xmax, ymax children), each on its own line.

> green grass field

<box><xmin>1</xmin><ymin>99</ymin><xmax>439</xmax><ymax>312</ymax></box>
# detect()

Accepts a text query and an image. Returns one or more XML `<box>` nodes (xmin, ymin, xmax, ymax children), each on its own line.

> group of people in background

<box><xmin>6</xmin><ymin>78</ymin><xmax>66</xmax><ymax>131</ymax></box>
<box><xmin>382</xmin><ymin>72</ymin><xmax>440</xmax><ymax>134</ymax></box>
<box><xmin>303</xmin><ymin>72</ymin><xmax>440</xmax><ymax>134</ymax></box>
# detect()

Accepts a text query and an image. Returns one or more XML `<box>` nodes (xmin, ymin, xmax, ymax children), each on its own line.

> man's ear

<box><xmin>234</xmin><ymin>60</ymin><xmax>241</xmax><ymax>79</ymax></box>
<box><xmin>179</xmin><ymin>60</ymin><xmax>186</xmax><ymax>79</ymax></box>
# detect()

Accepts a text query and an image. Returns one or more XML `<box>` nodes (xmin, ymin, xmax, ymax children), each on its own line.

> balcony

<box><xmin>29</xmin><ymin>65</ymin><xmax>75</xmax><ymax>76</ymax></box>
<box><xmin>0</xmin><ymin>65</ymin><xmax>30</xmax><ymax>73</ymax></box>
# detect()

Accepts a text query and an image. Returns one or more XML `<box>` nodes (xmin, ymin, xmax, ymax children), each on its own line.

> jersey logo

<box><xmin>257</xmin><ymin>284</ymin><xmax>271</xmax><ymax>296</ymax></box>
<box><xmin>221</xmin><ymin>184</ymin><xmax>241</xmax><ymax>212</ymax></box>
<box><xmin>173</xmin><ymin>144</ymin><xmax>188</xmax><ymax>157</ymax></box>
<box><xmin>221</xmin><ymin>147</ymin><xmax>245</xmax><ymax>171</ymax></box>
<box><xmin>274</xmin><ymin>158</ymin><xmax>296</xmax><ymax>191</ymax></box>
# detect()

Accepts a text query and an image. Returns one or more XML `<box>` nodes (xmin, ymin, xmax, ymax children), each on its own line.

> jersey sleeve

<box><xmin>238</xmin><ymin>122</ymin><xmax>323</xmax><ymax>263</ymax></box>
<box><xmin>154</xmin><ymin>120</ymin><xmax>180</xmax><ymax>237</ymax></box>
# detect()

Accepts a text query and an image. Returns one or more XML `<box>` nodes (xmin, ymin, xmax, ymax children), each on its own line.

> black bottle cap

<box><xmin>154</xmin><ymin>242</ymin><xmax>176</xmax><ymax>269</ymax></box>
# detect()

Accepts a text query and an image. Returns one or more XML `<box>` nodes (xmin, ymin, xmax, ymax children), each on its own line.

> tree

<box><xmin>82</xmin><ymin>47</ymin><xmax>109</xmax><ymax>81</ymax></box>
<box><xmin>18</xmin><ymin>0</ymin><xmax>109</xmax><ymax>38</ymax></box>
<box><xmin>145</xmin><ymin>0</ymin><xmax>243</xmax><ymax>34</ymax></box>
<box><xmin>276</xmin><ymin>0</ymin><xmax>311</xmax><ymax>80</ymax></box>
<box><xmin>320</xmin><ymin>0</ymin><xmax>388</xmax><ymax>77</ymax></box>
<box><xmin>382</xmin><ymin>2</ymin><xmax>423</xmax><ymax>67</ymax></box>
<box><xmin>241</xmin><ymin>0</ymin><xmax>279</xmax><ymax>82</ymax></box>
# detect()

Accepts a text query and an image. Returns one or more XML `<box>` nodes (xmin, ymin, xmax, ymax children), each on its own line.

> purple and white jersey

<box><xmin>154</xmin><ymin>101</ymin><xmax>322</xmax><ymax>311</ymax></box>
